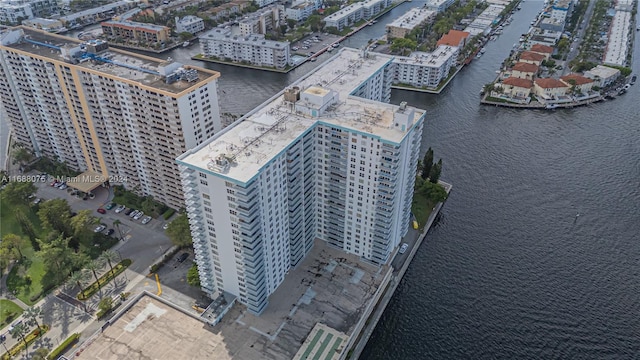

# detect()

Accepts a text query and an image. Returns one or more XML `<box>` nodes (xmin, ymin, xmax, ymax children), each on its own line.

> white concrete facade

<box><xmin>324</xmin><ymin>0</ymin><xmax>393</xmax><ymax>31</ymax></box>
<box><xmin>239</xmin><ymin>5</ymin><xmax>284</xmax><ymax>35</ymax></box>
<box><xmin>199</xmin><ymin>28</ymin><xmax>291</xmax><ymax>69</ymax></box>
<box><xmin>0</xmin><ymin>28</ymin><xmax>222</xmax><ymax>209</ymax></box>
<box><xmin>603</xmin><ymin>6</ymin><xmax>632</xmax><ymax>66</ymax></box>
<box><xmin>425</xmin><ymin>0</ymin><xmax>455</xmax><ymax>13</ymax></box>
<box><xmin>385</xmin><ymin>8</ymin><xmax>435</xmax><ymax>39</ymax></box>
<box><xmin>175</xmin><ymin>15</ymin><xmax>205</xmax><ymax>34</ymax></box>
<box><xmin>285</xmin><ymin>1</ymin><xmax>317</xmax><ymax>21</ymax></box>
<box><xmin>178</xmin><ymin>48</ymin><xmax>424</xmax><ymax>315</ymax></box>
<box><xmin>393</xmin><ymin>45</ymin><xmax>458</xmax><ymax>89</ymax></box>
<box><xmin>0</xmin><ymin>0</ymin><xmax>58</xmax><ymax>24</ymax></box>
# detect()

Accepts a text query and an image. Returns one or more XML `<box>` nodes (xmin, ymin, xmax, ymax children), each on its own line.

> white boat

<box><xmin>182</xmin><ymin>41</ymin><xmax>190</xmax><ymax>47</ymax></box>
<box><xmin>480</xmin><ymin>48</ymin><xmax>486</xmax><ymax>54</ymax></box>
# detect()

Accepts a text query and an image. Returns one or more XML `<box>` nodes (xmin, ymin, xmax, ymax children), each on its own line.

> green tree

<box><xmin>166</xmin><ymin>213</ymin><xmax>193</xmax><ymax>247</ymax></box>
<box><xmin>187</xmin><ymin>263</ymin><xmax>201</xmax><ymax>287</ymax></box>
<box><xmin>38</xmin><ymin>235</ymin><xmax>77</xmax><ymax>283</ymax></box>
<box><xmin>279</xmin><ymin>24</ymin><xmax>288</xmax><ymax>35</ymax></box>
<box><xmin>14</xmin><ymin>208</ymin><xmax>39</xmax><ymax>250</ymax></box>
<box><xmin>417</xmin><ymin>179</ymin><xmax>448</xmax><ymax>203</ymax></box>
<box><xmin>23</xmin><ymin>306</ymin><xmax>43</xmax><ymax>332</ymax></box>
<box><xmin>100</xmin><ymin>250</ymin><xmax>119</xmax><ymax>286</ymax></box>
<box><xmin>429</xmin><ymin>159</ymin><xmax>443</xmax><ymax>183</ymax></box>
<box><xmin>69</xmin><ymin>270</ymin><xmax>88</xmax><ymax>299</ymax></box>
<box><xmin>287</xmin><ymin>18</ymin><xmax>297</xmax><ymax>29</ymax></box>
<box><xmin>1</xmin><ymin>181</ymin><xmax>36</xmax><ymax>204</ymax></box>
<box><xmin>12</xmin><ymin>147</ymin><xmax>33</xmax><ymax>166</ymax></box>
<box><xmin>0</xmin><ymin>246</ymin><xmax>16</xmax><ymax>274</ymax></box>
<box><xmin>31</xmin><ymin>347</ymin><xmax>50</xmax><ymax>360</ymax></box>
<box><xmin>86</xmin><ymin>260</ymin><xmax>104</xmax><ymax>293</ymax></box>
<box><xmin>9</xmin><ymin>322</ymin><xmax>29</xmax><ymax>353</ymax></box>
<box><xmin>2</xmin><ymin>234</ymin><xmax>25</xmax><ymax>259</ymax></box>
<box><xmin>70</xmin><ymin>209</ymin><xmax>98</xmax><ymax>239</ymax></box>
<box><xmin>38</xmin><ymin>199</ymin><xmax>72</xmax><ymax>237</ymax></box>
<box><xmin>306</xmin><ymin>14</ymin><xmax>325</xmax><ymax>32</ymax></box>
<box><xmin>98</xmin><ymin>296</ymin><xmax>113</xmax><ymax>314</ymax></box>
<box><xmin>178</xmin><ymin>31</ymin><xmax>192</xmax><ymax>41</ymax></box>
<box><xmin>390</xmin><ymin>38</ymin><xmax>417</xmax><ymax>55</ymax></box>
<box><xmin>421</xmin><ymin>148</ymin><xmax>434</xmax><ymax>180</ymax></box>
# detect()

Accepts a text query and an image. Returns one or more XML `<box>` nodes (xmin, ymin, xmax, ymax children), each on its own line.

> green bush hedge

<box><xmin>77</xmin><ymin>259</ymin><xmax>132</xmax><ymax>301</ymax></box>
<box><xmin>149</xmin><ymin>247</ymin><xmax>181</xmax><ymax>274</ymax></box>
<box><xmin>96</xmin><ymin>299</ymin><xmax>122</xmax><ymax>320</ymax></box>
<box><xmin>162</xmin><ymin>208</ymin><xmax>176</xmax><ymax>220</ymax></box>
<box><xmin>47</xmin><ymin>333</ymin><xmax>80</xmax><ymax>360</ymax></box>
<box><xmin>1</xmin><ymin>325</ymin><xmax>49</xmax><ymax>360</ymax></box>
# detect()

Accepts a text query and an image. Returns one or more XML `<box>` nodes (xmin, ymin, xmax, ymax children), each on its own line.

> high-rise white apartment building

<box><xmin>178</xmin><ymin>48</ymin><xmax>425</xmax><ymax>314</ymax></box>
<box><xmin>324</xmin><ymin>0</ymin><xmax>393</xmax><ymax>31</ymax></box>
<box><xmin>393</xmin><ymin>45</ymin><xmax>458</xmax><ymax>89</ymax></box>
<box><xmin>0</xmin><ymin>28</ymin><xmax>222</xmax><ymax>209</ymax></box>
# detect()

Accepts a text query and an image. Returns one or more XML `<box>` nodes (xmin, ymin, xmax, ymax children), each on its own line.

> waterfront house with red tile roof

<box><xmin>534</xmin><ymin>78</ymin><xmax>569</xmax><ymax>98</ymax></box>
<box><xmin>511</xmin><ymin>62</ymin><xmax>539</xmax><ymax>79</ymax></box>
<box><xmin>519</xmin><ymin>51</ymin><xmax>546</xmax><ymax>65</ymax></box>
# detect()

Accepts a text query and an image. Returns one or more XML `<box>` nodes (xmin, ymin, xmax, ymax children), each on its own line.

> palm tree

<box><xmin>100</xmin><ymin>250</ymin><xmax>119</xmax><ymax>286</ymax></box>
<box><xmin>85</xmin><ymin>260</ymin><xmax>104</xmax><ymax>292</ymax></box>
<box><xmin>69</xmin><ymin>270</ymin><xmax>88</xmax><ymax>298</ymax></box>
<box><xmin>113</xmin><ymin>219</ymin><xmax>124</xmax><ymax>242</ymax></box>
<box><xmin>23</xmin><ymin>306</ymin><xmax>43</xmax><ymax>332</ymax></box>
<box><xmin>9</xmin><ymin>322</ymin><xmax>29</xmax><ymax>354</ymax></box>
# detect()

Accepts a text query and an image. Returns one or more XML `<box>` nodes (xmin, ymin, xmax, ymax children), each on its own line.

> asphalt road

<box><xmin>563</xmin><ymin>0</ymin><xmax>598</xmax><ymax>75</ymax></box>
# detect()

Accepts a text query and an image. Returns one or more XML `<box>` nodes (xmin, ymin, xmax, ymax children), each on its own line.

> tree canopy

<box><xmin>1</xmin><ymin>181</ymin><xmax>36</xmax><ymax>204</ymax></box>
<box><xmin>166</xmin><ymin>213</ymin><xmax>193</xmax><ymax>247</ymax></box>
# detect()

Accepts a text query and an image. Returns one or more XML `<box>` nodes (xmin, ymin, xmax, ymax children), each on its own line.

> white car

<box><xmin>141</xmin><ymin>216</ymin><xmax>152</xmax><ymax>224</ymax></box>
<box><xmin>94</xmin><ymin>225</ymin><xmax>106</xmax><ymax>233</ymax></box>
<box><xmin>134</xmin><ymin>211</ymin><xmax>144</xmax><ymax>220</ymax></box>
<box><xmin>163</xmin><ymin>223</ymin><xmax>170</xmax><ymax>230</ymax></box>
<box><xmin>115</xmin><ymin>204</ymin><xmax>126</xmax><ymax>213</ymax></box>
<box><xmin>129</xmin><ymin>210</ymin><xmax>139</xmax><ymax>218</ymax></box>
<box><xmin>292</xmin><ymin>46</ymin><xmax>299</xmax><ymax>51</ymax></box>
<box><xmin>399</xmin><ymin>243</ymin><xmax>409</xmax><ymax>254</ymax></box>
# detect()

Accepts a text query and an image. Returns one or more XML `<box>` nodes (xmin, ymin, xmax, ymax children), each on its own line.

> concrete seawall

<box><xmin>345</xmin><ymin>181</ymin><xmax>453</xmax><ymax>359</ymax></box>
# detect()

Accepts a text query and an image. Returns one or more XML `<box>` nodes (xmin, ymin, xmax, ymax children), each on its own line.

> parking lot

<box><xmin>291</xmin><ymin>32</ymin><xmax>343</xmax><ymax>57</ymax></box>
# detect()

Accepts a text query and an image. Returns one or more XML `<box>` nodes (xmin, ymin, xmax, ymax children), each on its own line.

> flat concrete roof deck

<box><xmin>78</xmin><ymin>240</ymin><xmax>388</xmax><ymax>360</ymax></box>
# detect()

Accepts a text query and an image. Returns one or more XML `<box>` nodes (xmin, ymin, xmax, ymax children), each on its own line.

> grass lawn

<box><xmin>0</xmin><ymin>199</ymin><xmax>42</xmax><ymax>239</ymax></box>
<box><xmin>412</xmin><ymin>192</ymin><xmax>437</xmax><ymax>230</ymax></box>
<box><xmin>6</xmin><ymin>247</ymin><xmax>46</xmax><ymax>306</ymax></box>
<box><xmin>0</xmin><ymin>299</ymin><xmax>23</xmax><ymax>328</ymax></box>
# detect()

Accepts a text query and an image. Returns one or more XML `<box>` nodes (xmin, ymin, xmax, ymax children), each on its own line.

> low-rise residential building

<box><xmin>199</xmin><ymin>28</ymin><xmax>290</xmax><ymax>69</ymax></box>
<box><xmin>240</xmin><ymin>4</ymin><xmax>284</xmax><ymax>35</ymax></box>
<box><xmin>534</xmin><ymin>78</ymin><xmax>569</xmax><ymax>99</ymax></box>
<box><xmin>425</xmin><ymin>0</ymin><xmax>455</xmax><ymax>13</ymax></box>
<box><xmin>510</xmin><ymin>62</ymin><xmax>539</xmax><ymax>79</ymax></box>
<box><xmin>584</xmin><ymin>65</ymin><xmax>620</xmax><ymax>87</ymax></box>
<box><xmin>560</xmin><ymin>73</ymin><xmax>595</xmax><ymax>93</ymax></box>
<box><xmin>550</xmin><ymin>0</ymin><xmax>573</xmax><ymax>22</ymax></box>
<box><xmin>386</xmin><ymin>8</ymin><xmax>435</xmax><ymax>39</ymax></box>
<box><xmin>519</xmin><ymin>51</ymin><xmax>546</xmax><ymax>65</ymax></box>
<box><xmin>393</xmin><ymin>45</ymin><xmax>458</xmax><ymax>89</ymax></box>
<box><xmin>603</xmin><ymin>7</ymin><xmax>631</xmax><ymax>66</ymax></box>
<box><xmin>539</xmin><ymin>17</ymin><xmax>565</xmax><ymax>32</ymax></box>
<box><xmin>21</xmin><ymin>18</ymin><xmax>65</xmax><ymax>33</ymax></box>
<box><xmin>285</xmin><ymin>0</ymin><xmax>318</xmax><ymax>21</ymax></box>
<box><xmin>175</xmin><ymin>16</ymin><xmax>205</xmax><ymax>34</ymax></box>
<box><xmin>498</xmin><ymin>77</ymin><xmax>533</xmax><ymax>98</ymax></box>
<box><xmin>464</xmin><ymin>4</ymin><xmax>504</xmax><ymax>36</ymax></box>
<box><xmin>324</xmin><ymin>0</ymin><xmax>393</xmax><ymax>31</ymax></box>
<box><xmin>529</xmin><ymin>44</ymin><xmax>554</xmax><ymax>58</ymax></box>
<box><xmin>59</xmin><ymin>0</ymin><xmax>139</xmax><ymax>27</ymax></box>
<box><xmin>101</xmin><ymin>20</ymin><xmax>170</xmax><ymax>46</ymax></box>
<box><xmin>254</xmin><ymin>0</ymin><xmax>277</xmax><ymax>7</ymax></box>
<box><xmin>0</xmin><ymin>0</ymin><xmax>59</xmax><ymax>25</ymax></box>
<box><xmin>437</xmin><ymin>29</ymin><xmax>470</xmax><ymax>48</ymax></box>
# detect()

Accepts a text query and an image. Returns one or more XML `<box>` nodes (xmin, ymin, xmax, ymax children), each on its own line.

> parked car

<box><xmin>94</xmin><ymin>225</ymin><xmax>106</xmax><ymax>233</ymax></box>
<box><xmin>8</xmin><ymin>320</ymin><xmax>23</xmax><ymax>332</ymax></box>
<box><xmin>50</xmin><ymin>181</ymin><xmax>59</xmax><ymax>187</ymax></box>
<box><xmin>124</xmin><ymin>208</ymin><xmax>134</xmax><ymax>216</ymax></box>
<box><xmin>129</xmin><ymin>210</ymin><xmax>139</xmax><ymax>218</ymax></box>
<box><xmin>141</xmin><ymin>216</ymin><xmax>152</xmax><ymax>224</ymax></box>
<box><xmin>105</xmin><ymin>202</ymin><xmax>116</xmax><ymax>210</ymax></box>
<box><xmin>59</xmin><ymin>184</ymin><xmax>68</xmax><ymax>190</ymax></box>
<box><xmin>177</xmin><ymin>253</ymin><xmax>189</xmax><ymax>263</ymax></box>
<box><xmin>399</xmin><ymin>243</ymin><xmax>409</xmax><ymax>254</ymax></box>
<box><xmin>104</xmin><ymin>229</ymin><xmax>114</xmax><ymax>236</ymax></box>
<box><xmin>115</xmin><ymin>204</ymin><xmax>126</xmax><ymax>213</ymax></box>
<box><xmin>97</xmin><ymin>208</ymin><xmax>106</xmax><ymax>214</ymax></box>
<box><xmin>162</xmin><ymin>223</ymin><xmax>170</xmax><ymax>230</ymax></box>
<box><xmin>134</xmin><ymin>211</ymin><xmax>144</xmax><ymax>220</ymax></box>
<box><xmin>32</xmin><ymin>198</ymin><xmax>41</xmax><ymax>205</ymax></box>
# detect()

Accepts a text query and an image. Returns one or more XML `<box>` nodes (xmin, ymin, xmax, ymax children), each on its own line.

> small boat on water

<box><xmin>631</xmin><ymin>75</ymin><xmax>637</xmax><ymax>84</ymax></box>
<box><xmin>183</xmin><ymin>41</ymin><xmax>190</xmax><ymax>47</ymax></box>
<box><xmin>480</xmin><ymin>48</ymin><xmax>486</xmax><ymax>54</ymax></box>
<box><xmin>545</xmin><ymin>103</ymin><xmax>558</xmax><ymax>109</ymax></box>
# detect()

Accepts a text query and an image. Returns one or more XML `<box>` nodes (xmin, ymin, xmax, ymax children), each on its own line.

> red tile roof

<box><xmin>560</xmin><ymin>73</ymin><xmax>595</xmax><ymax>85</ymax></box>
<box><xmin>535</xmin><ymin>78</ymin><xmax>568</xmax><ymax>88</ymax></box>
<box><xmin>512</xmin><ymin>62</ymin><xmax>539</xmax><ymax>73</ymax></box>
<box><xmin>502</xmin><ymin>77</ymin><xmax>533</xmax><ymax>88</ymax></box>
<box><xmin>530</xmin><ymin>44</ymin><xmax>554</xmax><ymax>54</ymax></box>
<box><xmin>520</xmin><ymin>51</ymin><xmax>546</xmax><ymax>62</ymax></box>
<box><xmin>437</xmin><ymin>30</ymin><xmax>470</xmax><ymax>47</ymax></box>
